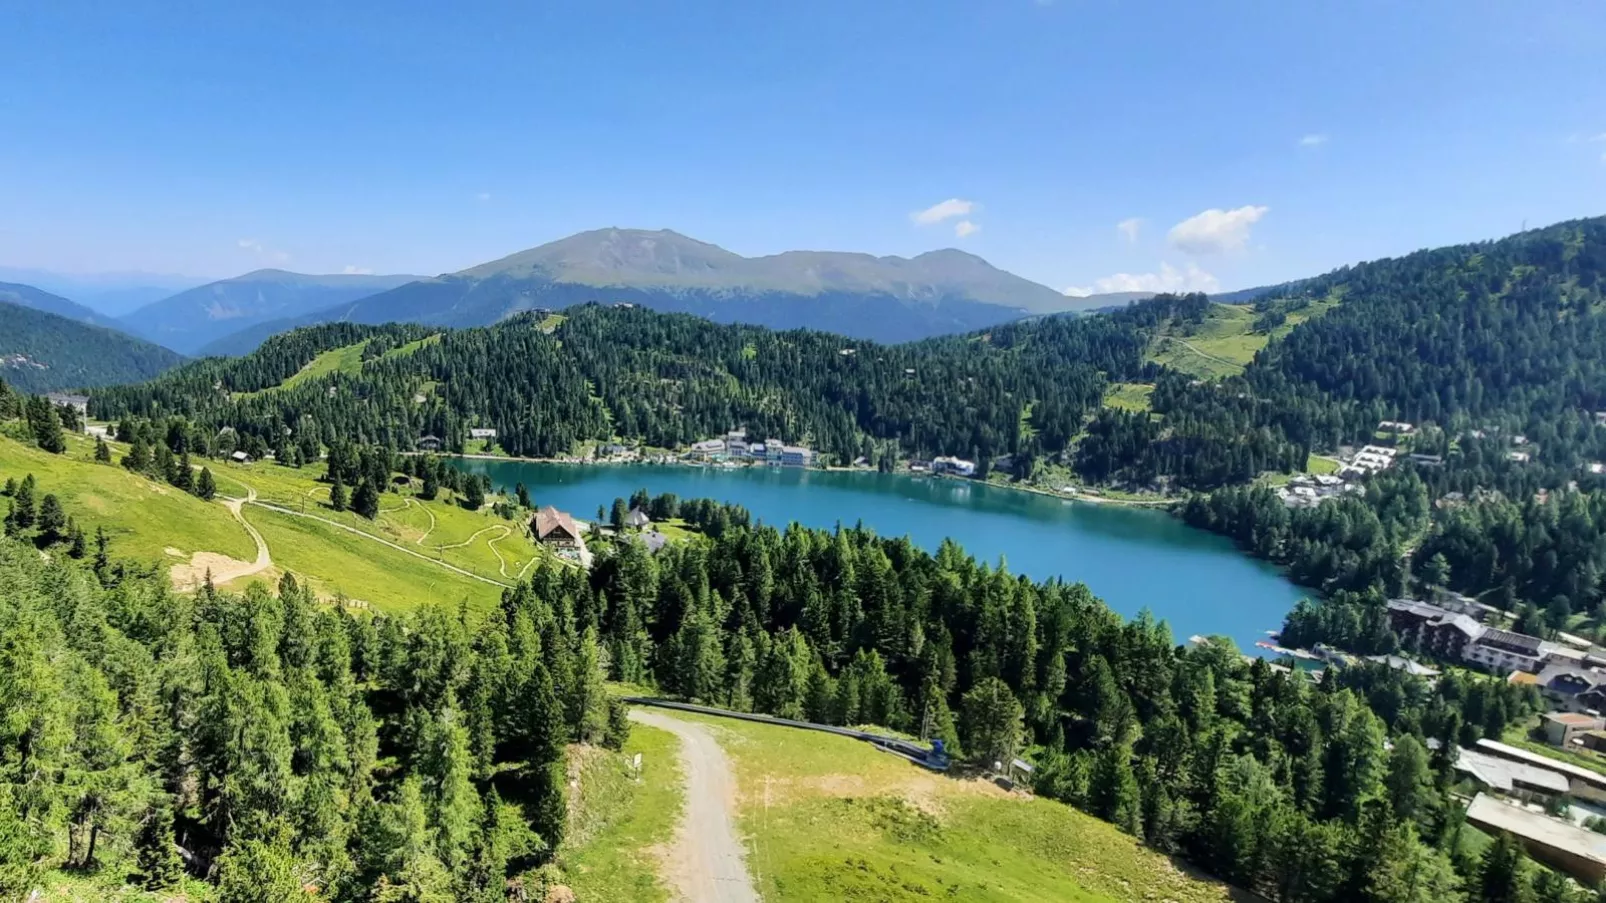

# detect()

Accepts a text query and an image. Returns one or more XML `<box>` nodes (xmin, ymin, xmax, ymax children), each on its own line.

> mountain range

<box><xmin>196</xmin><ymin>229</ymin><xmax>1108</xmax><ymax>353</ymax></box>
<box><xmin>115</xmin><ymin>269</ymin><xmax>422</xmax><ymax>354</ymax></box>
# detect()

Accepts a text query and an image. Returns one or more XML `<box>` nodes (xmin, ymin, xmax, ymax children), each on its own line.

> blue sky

<box><xmin>2</xmin><ymin>0</ymin><xmax>1603</xmax><ymax>295</ymax></box>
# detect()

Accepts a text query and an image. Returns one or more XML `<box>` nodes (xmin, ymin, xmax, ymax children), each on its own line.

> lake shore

<box><xmin>443</xmin><ymin>452</ymin><xmax>1179</xmax><ymax>509</ymax></box>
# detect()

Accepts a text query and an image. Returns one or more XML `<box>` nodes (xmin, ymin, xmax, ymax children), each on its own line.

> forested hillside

<box><xmin>93</xmin><ymin>296</ymin><xmax>1190</xmax><ymax>464</ymax></box>
<box><xmin>1171</xmin><ymin>217</ymin><xmax>1606</xmax><ymax>642</ymax></box>
<box><xmin>0</xmin><ymin>300</ymin><xmax>186</xmax><ymax>392</ymax></box>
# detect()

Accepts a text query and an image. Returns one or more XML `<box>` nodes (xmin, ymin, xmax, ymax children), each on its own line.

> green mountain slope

<box><xmin>0</xmin><ymin>280</ymin><xmax>121</xmax><ymax>328</ymax></box>
<box><xmin>0</xmin><ymin>300</ymin><xmax>185</xmax><ymax>392</ymax></box>
<box><xmin>118</xmin><ymin>268</ymin><xmax>421</xmax><ymax>354</ymax></box>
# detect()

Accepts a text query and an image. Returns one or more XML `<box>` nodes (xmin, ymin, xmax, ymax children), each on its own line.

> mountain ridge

<box><xmin>118</xmin><ymin>269</ymin><xmax>422</xmax><ymax>354</ymax></box>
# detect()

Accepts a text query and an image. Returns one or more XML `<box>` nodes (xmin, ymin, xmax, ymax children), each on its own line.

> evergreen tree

<box><xmin>35</xmin><ymin>494</ymin><xmax>67</xmax><ymax>544</ymax></box>
<box><xmin>123</xmin><ymin>435</ymin><xmax>151</xmax><ymax>472</ymax></box>
<box><xmin>420</xmin><ymin>469</ymin><xmax>439</xmax><ymax>501</ymax></box>
<box><xmin>94</xmin><ymin>436</ymin><xmax>111</xmax><ymax>463</ymax></box>
<box><xmin>353</xmin><ymin>479</ymin><xmax>380</xmax><ymax>520</ymax></box>
<box><xmin>515</xmin><ymin>482</ymin><xmax>531</xmax><ymax>509</ymax></box>
<box><xmin>9</xmin><ymin>475</ymin><xmax>35</xmax><ymax>531</ymax></box>
<box><xmin>132</xmin><ymin>800</ymin><xmax>183</xmax><ymax>890</ymax></box>
<box><xmin>25</xmin><ymin>396</ymin><xmax>65</xmax><ymax>454</ymax></box>
<box><xmin>330</xmin><ymin>474</ymin><xmax>348</xmax><ymax>512</ymax></box>
<box><xmin>197</xmin><ymin>466</ymin><xmax>217</xmax><ymax>500</ymax></box>
<box><xmin>961</xmin><ymin>677</ymin><xmax>1024</xmax><ymax>768</ymax></box>
<box><xmin>463</xmin><ymin>476</ymin><xmax>486</xmax><ymax>511</ymax></box>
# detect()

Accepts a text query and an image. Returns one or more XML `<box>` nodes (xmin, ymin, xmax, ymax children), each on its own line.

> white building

<box><xmin>469</xmin><ymin>428</ymin><xmax>498</xmax><ymax>440</ymax></box>
<box><xmin>932</xmin><ymin>456</ymin><xmax>977</xmax><ymax>477</ymax></box>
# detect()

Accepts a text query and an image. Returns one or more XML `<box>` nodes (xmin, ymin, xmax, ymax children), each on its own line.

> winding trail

<box><xmin>191</xmin><ymin>485</ymin><xmax>273</xmax><ymax>587</ymax></box>
<box><xmin>1157</xmin><ymin>335</ymin><xmax>1244</xmax><ymax>370</ymax></box>
<box><xmin>247</xmin><ymin>499</ymin><xmax>512</xmax><ymax>588</ymax></box>
<box><xmin>628</xmin><ymin>709</ymin><xmax>760</xmax><ymax>903</ymax></box>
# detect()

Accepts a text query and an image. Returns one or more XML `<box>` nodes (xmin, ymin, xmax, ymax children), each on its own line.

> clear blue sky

<box><xmin>2</xmin><ymin>0</ymin><xmax>1603</xmax><ymax>294</ymax></box>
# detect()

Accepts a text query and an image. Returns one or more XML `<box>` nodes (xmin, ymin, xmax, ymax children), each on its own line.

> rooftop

<box><xmin>1454</xmin><ymin>747</ymin><xmax>1571</xmax><ymax>794</ymax></box>
<box><xmin>1466</xmin><ymin>794</ymin><xmax>1606</xmax><ymax>867</ymax></box>
<box><xmin>1477</xmin><ymin>739</ymin><xmax>1606</xmax><ymax>788</ymax></box>
<box><xmin>1546</xmin><ymin>712</ymin><xmax>1605</xmax><ymax>726</ymax></box>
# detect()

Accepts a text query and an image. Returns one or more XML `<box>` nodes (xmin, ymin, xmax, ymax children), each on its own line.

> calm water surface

<box><xmin>452</xmin><ymin>461</ymin><xmax>1308</xmax><ymax>651</ymax></box>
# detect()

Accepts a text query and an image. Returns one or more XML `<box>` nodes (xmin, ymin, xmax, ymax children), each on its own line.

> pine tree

<box><xmin>515</xmin><ymin>482</ymin><xmax>531</xmax><ymax>508</ymax></box>
<box><xmin>463</xmin><ymin>476</ymin><xmax>486</xmax><ymax>511</ymax></box>
<box><xmin>26</xmin><ymin>396</ymin><xmax>65</xmax><ymax>453</ymax></box>
<box><xmin>67</xmin><ymin>522</ymin><xmax>87</xmax><ymax>559</ymax></box>
<box><xmin>353</xmin><ymin>479</ymin><xmax>380</xmax><ymax>520</ymax></box>
<box><xmin>132</xmin><ymin>801</ymin><xmax>183</xmax><ymax>890</ymax></box>
<box><xmin>197</xmin><ymin>466</ymin><xmax>217</xmax><ymax>500</ymax></box>
<box><xmin>10</xmin><ymin>475</ymin><xmax>36</xmax><ymax>530</ymax></box>
<box><xmin>36</xmin><ymin>494</ymin><xmax>67</xmax><ymax>544</ymax></box>
<box><xmin>420</xmin><ymin>469</ymin><xmax>439</xmax><ymax>501</ymax></box>
<box><xmin>123</xmin><ymin>436</ymin><xmax>151</xmax><ymax>472</ymax></box>
<box><xmin>329</xmin><ymin>475</ymin><xmax>347</xmax><ymax>512</ymax></box>
<box><xmin>94</xmin><ymin>436</ymin><xmax>111</xmax><ymax>463</ymax></box>
<box><xmin>961</xmin><ymin>677</ymin><xmax>1024</xmax><ymax>768</ymax></box>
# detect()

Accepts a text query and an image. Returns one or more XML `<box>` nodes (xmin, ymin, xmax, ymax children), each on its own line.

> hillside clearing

<box><xmin>1146</xmin><ymin>296</ymin><xmax>1340</xmax><ymax>380</ymax></box>
<box><xmin>667</xmin><ymin>711</ymin><xmax>1236</xmax><ymax>903</ymax></box>
<box><xmin>562</xmin><ymin>725</ymin><xmax>684</xmax><ymax>902</ymax></box>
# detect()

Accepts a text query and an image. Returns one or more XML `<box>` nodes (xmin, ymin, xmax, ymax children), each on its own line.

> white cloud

<box><xmin>1298</xmin><ymin>133</ymin><xmax>1329</xmax><ymax>147</ymax></box>
<box><xmin>342</xmin><ymin>265</ymin><xmax>374</xmax><ymax>275</ymax></box>
<box><xmin>954</xmin><ymin>220</ymin><xmax>980</xmax><ymax>238</ymax></box>
<box><xmin>236</xmin><ymin>238</ymin><xmax>290</xmax><ymax>264</ymax></box>
<box><xmin>475</xmin><ymin>191</ymin><xmax>491</xmax><ymax>202</ymax></box>
<box><xmin>1588</xmin><ymin>133</ymin><xmax>1606</xmax><ymax>143</ymax></box>
<box><xmin>911</xmin><ymin>198</ymin><xmax>976</xmax><ymax>226</ymax></box>
<box><xmin>1063</xmin><ymin>261</ymin><xmax>1219</xmax><ymax>297</ymax></box>
<box><xmin>1167</xmin><ymin>205</ymin><xmax>1269</xmax><ymax>254</ymax></box>
<box><xmin>1116</xmin><ymin>217</ymin><xmax>1143</xmax><ymax>243</ymax></box>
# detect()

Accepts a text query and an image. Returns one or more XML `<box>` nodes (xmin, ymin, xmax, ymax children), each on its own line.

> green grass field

<box><xmin>241</xmin><ymin>333</ymin><xmax>442</xmax><ymax>398</ymax></box>
<box><xmin>671</xmin><ymin>713</ymin><xmax>1235</xmax><ymax>903</ymax></box>
<box><xmin>219</xmin><ymin>459</ymin><xmax>549</xmax><ymax>584</ymax></box>
<box><xmin>1146</xmin><ymin>296</ymin><xmax>1341</xmax><ymax>380</ymax></box>
<box><xmin>233</xmin><ymin>504</ymin><xmax>506</xmax><ymax>612</ymax></box>
<box><xmin>1103</xmin><ymin>382</ymin><xmax>1155</xmax><ymax>412</ymax></box>
<box><xmin>0</xmin><ymin>433</ymin><xmax>257</xmax><ymax>563</ymax></box>
<box><xmin>561</xmin><ymin>725</ymin><xmax>684</xmax><ymax>902</ymax></box>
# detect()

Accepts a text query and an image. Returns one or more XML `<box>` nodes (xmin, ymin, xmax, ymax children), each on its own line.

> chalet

<box><xmin>625</xmin><ymin>507</ymin><xmax>651</xmax><ymax>529</ymax></box>
<box><xmin>1378</xmin><ymin>420</ymin><xmax>1416</xmax><ymax>434</ymax></box>
<box><xmin>532</xmin><ymin>506</ymin><xmax>583</xmax><ymax>549</ymax></box>
<box><xmin>688</xmin><ymin>439</ymin><xmax>726</xmax><ymax>459</ymax></box>
<box><xmin>469</xmin><ymin>428</ymin><xmax>498</xmax><ymax>440</ymax></box>
<box><xmin>417</xmin><ymin>435</ymin><xmax>443</xmax><ymax>452</ymax></box>
<box><xmin>230</xmin><ymin>450</ymin><xmax>252</xmax><ymax>463</ymax></box>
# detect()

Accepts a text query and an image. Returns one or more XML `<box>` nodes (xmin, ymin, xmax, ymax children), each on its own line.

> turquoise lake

<box><xmin>452</xmin><ymin>460</ymin><xmax>1308</xmax><ymax>652</ymax></box>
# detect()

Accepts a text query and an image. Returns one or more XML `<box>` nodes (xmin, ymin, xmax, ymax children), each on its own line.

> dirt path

<box><xmin>628</xmin><ymin>710</ymin><xmax>760</xmax><ymax>903</ymax></box>
<box><xmin>173</xmin><ymin>485</ymin><xmax>274</xmax><ymax>590</ymax></box>
<box><xmin>247</xmin><ymin>499</ymin><xmax>513</xmax><ymax>589</ymax></box>
<box><xmin>1158</xmin><ymin>335</ymin><xmax>1244</xmax><ymax>370</ymax></box>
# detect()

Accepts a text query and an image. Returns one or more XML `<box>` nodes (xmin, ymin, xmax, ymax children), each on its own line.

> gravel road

<box><xmin>629</xmin><ymin>709</ymin><xmax>761</xmax><ymax>903</ymax></box>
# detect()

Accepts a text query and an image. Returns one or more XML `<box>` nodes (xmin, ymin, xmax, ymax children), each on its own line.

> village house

<box><xmin>1378</xmin><ymin>420</ymin><xmax>1416</xmax><ymax>434</ymax></box>
<box><xmin>416</xmin><ymin>435</ymin><xmax>443</xmax><ymax>452</ymax></box>
<box><xmin>532</xmin><ymin>506</ymin><xmax>584</xmax><ymax>550</ymax></box>
<box><xmin>469</xmin><ymin>427</ymin><xmax>498</xmax><ymax>440</ymax></box>
<box><xmin>625</xmin><ymin>507</ymin><xmax>651</xmax><ymax>529</ymax></box>
<box><xmin>932</xmin><ymin>456</ymin><xmax>977</xmax><ymax>477</ymax></box>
